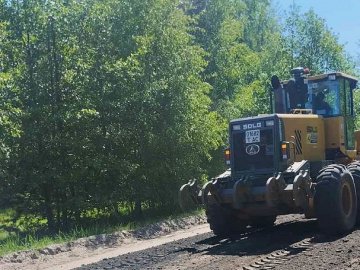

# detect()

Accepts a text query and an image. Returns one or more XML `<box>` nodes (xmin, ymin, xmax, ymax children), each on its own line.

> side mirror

<box><xmin>271</xmin><ymin>75</ymin><xmax>281</xmax><ymax>91</ymax></box>
<box><xmin>351</xmin><ymin>81</ymin><xmax>358</xmax><ymax>90</ymax></box>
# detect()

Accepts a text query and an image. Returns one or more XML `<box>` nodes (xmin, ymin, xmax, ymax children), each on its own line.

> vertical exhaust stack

<box><xmin>271</xmin><ymin>75</ymin><xmax>286</xmax><ymax>113</ymax></box>
<box><xmin>272</xmin><ymin>67</ymin><xmax>310</xmax><ymax>113</ymax></box>
<box><xmin>288</xmin><ymin>67</ymin><xmax>309</xmax><ymax>110</ymax></box>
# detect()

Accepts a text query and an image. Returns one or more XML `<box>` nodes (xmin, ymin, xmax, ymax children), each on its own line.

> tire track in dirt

<box><xmin>242</xmin><ymin>238</ymin><xmax>314</xmax><ymax>270</ymax></box>
<box><xmin>158</xmin><ymin>217</ymin><xmax>319</xmax><ymax>270</ymax></box>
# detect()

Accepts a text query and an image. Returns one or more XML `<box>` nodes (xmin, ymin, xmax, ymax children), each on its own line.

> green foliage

<box><xmin>0</xmin><ymin>0</ymin><xmax>223</xmax><ymax>230</ymax></box>
<box><xmin>354</xmin><ymin>89</ymin><xmax>360</xmax><ymax>130</ymax></box>
<box><xmin>283</xmin><ymin>5</ymin><xmax>355</xmax><ymax>73</ymax></box>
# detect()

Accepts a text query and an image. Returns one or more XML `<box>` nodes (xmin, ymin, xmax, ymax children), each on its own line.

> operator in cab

<box><xmin>313</xmin><ymin>92</ymin><xmax>332</xmax><ymax>115</ymax></box>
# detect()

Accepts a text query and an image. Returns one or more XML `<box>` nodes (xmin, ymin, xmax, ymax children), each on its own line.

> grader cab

<box><xmin>179</xmin><ymin>68</ymin><xmax>360</xmax><ymax>235</ymax></box>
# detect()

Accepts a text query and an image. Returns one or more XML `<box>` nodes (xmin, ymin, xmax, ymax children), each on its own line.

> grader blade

<box><xmin>178</xmin><ymin>179</ymin><xmax>201</xmax><ymax>211</ymax></box>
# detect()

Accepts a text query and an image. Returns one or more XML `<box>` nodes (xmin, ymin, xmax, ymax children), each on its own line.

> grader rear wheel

<box><xmin>347</xmin><ymin>161</ymin><xmax>360</xmax><ymax>224</ymax></box>
<box><xmin>314</xmin><ymin>164</ymin><xmax>357</xmax><ymax>234</ymax></box>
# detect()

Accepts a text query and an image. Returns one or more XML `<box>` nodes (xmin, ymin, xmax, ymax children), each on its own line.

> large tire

<box><xmin>206</xmin><ymin>203</ymin><xmax>247</xmax><ymax>236</ymax></box>
<box><xmin>250</xmin><ymin>215</ymin><xmax>276</xmax><ymax>229</ymax></box>
<box><xmin>347</xmin><ymin>161</ymin><xmax>360</xmax><ymax>224</ymax></box>
<box><xmin>314</xmin><ymin>164</ymin><xmax>357</xmax><ymax>234</ymax></box>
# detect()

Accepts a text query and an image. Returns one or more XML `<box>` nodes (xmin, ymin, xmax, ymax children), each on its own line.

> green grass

<box><xmin>0</xmin><ymin>207</ymin><xmax>204</xmax><ymax>256</ymax></box>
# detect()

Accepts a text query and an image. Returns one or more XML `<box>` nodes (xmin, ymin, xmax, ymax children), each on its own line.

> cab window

<box><xmin>307</xmin><ymin>80</ymin><xmax>340</xmax><ymax>117</ymax></box>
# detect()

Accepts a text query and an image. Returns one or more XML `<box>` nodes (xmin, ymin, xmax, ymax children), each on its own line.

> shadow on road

<box><xmin>179</xmin><ymin>217</ymin><xmax>349</xmax><ymax>258</ymax></box>
<box><xmin>74</xmin><ymin>216</ymin><xmax>359</xmax><ymax>270</ymax></box>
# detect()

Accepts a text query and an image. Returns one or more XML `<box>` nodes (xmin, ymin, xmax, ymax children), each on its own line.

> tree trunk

<box><xmin>134</xmin><ymin>198</ymin><xmax>143</xmax><ymax>220</ymax></box>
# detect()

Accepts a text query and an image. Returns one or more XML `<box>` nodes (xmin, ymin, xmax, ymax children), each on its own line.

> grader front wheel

<box><xmin>206</xmin><ymin>203</ymin><xmax>248</xmax><ymax>236</ymax></box>
<box><xmin>314</xmin><ymin>165</ymin><xmax>357</xmax><ymax>234</ymax></box>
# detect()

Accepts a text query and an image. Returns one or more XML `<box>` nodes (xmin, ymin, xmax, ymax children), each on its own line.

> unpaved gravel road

<box><xmin>3</xmin><ymin>214</ymin><xmax>360</xmax><ymax>270</ymax></box>
<box><xmin>74</xmin><ymin>214</ymin><xmax>360</xmax><ymax>270</ymax></box>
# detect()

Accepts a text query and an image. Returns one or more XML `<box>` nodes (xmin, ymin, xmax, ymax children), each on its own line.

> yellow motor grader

<box><xmin>179</xmin><ymin>68</ymin><xmax>360</xmax><ymax>235</ymax></box>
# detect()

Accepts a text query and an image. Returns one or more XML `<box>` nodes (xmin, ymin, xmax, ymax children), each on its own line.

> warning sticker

<box><xmin>306</xmin><ymin>126</ymin><xmax>318</xmax><ymax>144</ymax></box>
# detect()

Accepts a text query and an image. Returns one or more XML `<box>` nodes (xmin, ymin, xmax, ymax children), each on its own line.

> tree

<box><xmin>283</xmin><ymin>5</ymin><xmax>355</xmax><ymax>74</ymax></box>
<box><xmin>107</xmin><ymin>0</ymin><xmax>223</xmax><ymax>213</ymax></box>
<box><xmin>0</xmin><ymin>0</ymin><xmax>223</xmax><ymax>228</ymax></box>
<box><xmin>0</xmin><ymin>19</ymin><xmax>22</xmax><ymax>208</ymax></box>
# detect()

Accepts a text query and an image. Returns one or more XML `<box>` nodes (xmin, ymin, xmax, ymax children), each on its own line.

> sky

<box><xmin>276</xmin><ymin>0</ymin><xmax>359</xmax><ymax>60</ymax></box>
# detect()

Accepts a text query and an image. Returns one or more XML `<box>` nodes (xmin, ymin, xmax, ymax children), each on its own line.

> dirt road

<box><xmin>75</xmin><ymin>215</ymin><xmax>360</xmax><ymax>270</ymax></box>
<box><xmin>3</xmin><ymin>214</ymin><xmax>360</xmax><ymax>270</ymax></box>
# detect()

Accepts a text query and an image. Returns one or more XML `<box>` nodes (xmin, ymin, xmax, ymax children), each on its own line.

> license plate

<box><xmin>245</xmin><ymin>130</ymin><xmax>260</xmax><ymax>144</ymax></box>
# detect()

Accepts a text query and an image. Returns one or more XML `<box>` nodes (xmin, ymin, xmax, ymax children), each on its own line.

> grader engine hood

<box><xmin>230</xmin><ymin>115</ymin><xmax>282</xmax><ymax>175</ymax></box>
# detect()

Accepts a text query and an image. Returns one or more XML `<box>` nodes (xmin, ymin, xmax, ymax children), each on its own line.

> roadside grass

<box><xmin>0</xmin><ymin>207</ymin><xmax>204</xmax><ymax>256</ymax></box>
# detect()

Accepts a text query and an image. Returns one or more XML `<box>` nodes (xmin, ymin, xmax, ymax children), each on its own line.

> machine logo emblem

<box><xmin>243</xmin><ymin>122</ymin><xmax>262</xmax><ymax>130</ymax></box>
<box><xmin>246</xmin><ymin>144</ymin><xmax>260</xmax><ymax>155</ymax></box>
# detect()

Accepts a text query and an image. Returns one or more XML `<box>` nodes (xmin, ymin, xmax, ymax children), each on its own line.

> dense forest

<box><xmin>0</xmin><ymin>0</ymin><xmax>357</xmax><ymax>230</ymax></box>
